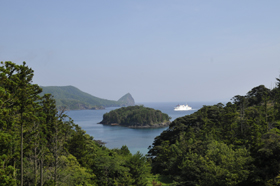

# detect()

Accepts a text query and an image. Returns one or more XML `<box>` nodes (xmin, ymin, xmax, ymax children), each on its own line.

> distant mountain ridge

<box><xmin>40</xmin><ymin>86</ymin><xmax>135</xmax><ymax>110</ymax></box>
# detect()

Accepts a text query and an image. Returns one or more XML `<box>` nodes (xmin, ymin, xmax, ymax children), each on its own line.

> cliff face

<box><xmin>118</xmin><ymin>93</ymin><xmax>135</xmax><ymax>106</ymax></box>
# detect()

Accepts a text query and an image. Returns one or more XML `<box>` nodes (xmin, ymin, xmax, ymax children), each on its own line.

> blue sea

<box><xmin>66</xmin><ymin>102</ymin><xmax>217</xmax><ymax>155</ymax></box>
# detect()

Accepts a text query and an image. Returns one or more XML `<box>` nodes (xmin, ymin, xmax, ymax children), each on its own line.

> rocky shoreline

<box><xmin>98</xmin><ymin>121</ymin><xmax>171</xmax><ymax>129</ymax></box>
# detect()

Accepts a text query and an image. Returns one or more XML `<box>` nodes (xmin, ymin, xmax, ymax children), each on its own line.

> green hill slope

<box><xmin>40</xmin><ymin>86</ymin><xmax>135</xmax><ymax>110</ymax></box>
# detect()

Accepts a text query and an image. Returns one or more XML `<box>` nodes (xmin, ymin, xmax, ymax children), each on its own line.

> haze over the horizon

<box><xmin>1</xmin><ymin>1</ymin><xmax>279</xmax><ymax>102</ymax></box>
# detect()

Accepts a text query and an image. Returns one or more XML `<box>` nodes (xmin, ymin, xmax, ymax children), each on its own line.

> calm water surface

<box><xmin>66</xmin><ymin>102</ymin><xmax>217</xmax><ymax>155</ymax></box>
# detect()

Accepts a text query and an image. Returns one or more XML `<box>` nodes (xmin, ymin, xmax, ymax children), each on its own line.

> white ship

<box><xmin>174</xmin><ymin>104</ymin><xmax>192</xmax><ymax>111</ymax></box>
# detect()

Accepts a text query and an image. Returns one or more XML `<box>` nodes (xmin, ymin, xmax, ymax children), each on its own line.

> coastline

<box><xmin>98</xmin><ymin>121</ymin><xmax>171</xmax><ymax>129</ymax></box>
<box><xmin>67</xmin><ymin>101</ymin><xmax>203</xmax><ymax>155</ymax></box>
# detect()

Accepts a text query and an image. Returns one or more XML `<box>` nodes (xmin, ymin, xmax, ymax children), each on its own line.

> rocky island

<box><xmin>99</xmin><ymin>105</ymin><xmax>171</xmax><ymax>128</ymax></box>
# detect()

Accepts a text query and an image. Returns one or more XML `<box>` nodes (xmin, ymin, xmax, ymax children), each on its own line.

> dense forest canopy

<box><xmin>100</xmin><ymin>105</ymin><xmax>171</xmax><ymax>127</ymax></box>
<box><xmin>0</xmin><ymin>61</ymin><xmax>149</xmax><ymax>186</ymax></box>
<box><xmin>2</xmin><ymin>61</ymin><xmax>280</xmax><ymax>186</ymax></box>
<box><xmin>148</xmin><ymin>79</ymin><xmax>280</xmax><ymax>185</ymax></box>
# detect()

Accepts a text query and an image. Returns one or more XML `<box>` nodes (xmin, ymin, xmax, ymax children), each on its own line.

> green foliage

<box><xmin>68</xmin><ymin>126</ymin><xmax>150</xmax><ymax>185</ymax></box>
<box><xmin>4</xmin><ymin>61</ymin><xmax>280</xmax><ymax>186</ymax></box>
<box><xmin>126</xmin><ymin>151</ymin><xmax>151</xmax><ymax>185</ymax></box>
<box><xmin>100</xmin><ymin>105</ymin><xmax>171</xmax><ymax>127</ymax></box>
<box><xmin>147</xmin><ymin>174</ymin><xmax>174</xmax><ymax>186</ymax></box>
<box><xmin>178</xmin><ymin>141</ymin><xmax>252</xmax><ymax>186</ymax></box>
<box><xmin>0</xmin><ymin>131</ymin><xmax>17</xmax><ymax>185</ymax></box>
<box><xmin>0</xmin><ymin>61</ymin><xmax>42</xmax><ymax>185</ymax></box>
<box><xmin>148</xmin><ymin>81</ymin><xmax>280</xmax><ymax>185</ymax></box>
<box><xmin>0</xmin><ymin>61</ymin><xmax>149</xmax><ymax>186</ymax></box>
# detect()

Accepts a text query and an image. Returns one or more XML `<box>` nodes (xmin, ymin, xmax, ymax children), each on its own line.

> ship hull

<box><xmin>174</xmin><ymin>104</ymin><xmax>192</xmax><ymax>111</ymax></box>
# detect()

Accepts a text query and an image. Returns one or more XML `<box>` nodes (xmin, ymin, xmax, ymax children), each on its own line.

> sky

<box><xmin>1</xmin><ymin>0</ymin><xmax>280</xmax><ymax>103</ymax></box>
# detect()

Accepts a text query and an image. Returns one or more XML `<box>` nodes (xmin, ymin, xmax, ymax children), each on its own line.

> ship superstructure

<box><xmin>174</xmin><ymin>104</ymin><xmax>192</xmax><ymax>111</ymax></box>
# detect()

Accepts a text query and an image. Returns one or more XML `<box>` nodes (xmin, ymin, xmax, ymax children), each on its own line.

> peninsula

<box><xmin>40</xmin><ymin>86</ymin><xmax>135</xmax><ymax>110</ymax></box>
<box><xmin>99</xmin><ymin>105</ymin><xmax>171</xmax><ymax>128</ymax></box>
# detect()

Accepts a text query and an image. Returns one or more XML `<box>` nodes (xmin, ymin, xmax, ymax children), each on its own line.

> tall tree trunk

<box><xmin>33</xmin><ymin>121</ymin><xmax>39</xmax><ymax>186</ymax></box>
<box><xmin>54</xmin><ymin>123</ymin><xmax>57</xmax><ymax>186</ymax></box>
<box><xmin>14</xmin><ymin>160</ymin><xmax>16</xmax><ymax>186</ymax></box>
<box><xmin>21</xmin><ymin>117</ymin><xmax>23</xmax><ymax>186</ymax></box>
<box><xmin>34</xmin><ymin>147</ymin><xmax>37</xmax><ymax>186</ymax></box>
<box><xmin>40</xmin><ymin>158</ymin><xmax>43</xmax><ymax>186</ymax></box>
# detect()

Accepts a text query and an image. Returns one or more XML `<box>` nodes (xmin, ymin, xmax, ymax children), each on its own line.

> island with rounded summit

<box><xmin>99</xmin><ymin>105</ymin><xmax>171</xmax><ymax>128</ymax></box>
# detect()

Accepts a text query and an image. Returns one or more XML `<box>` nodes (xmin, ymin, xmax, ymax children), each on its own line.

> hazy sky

<box><xmin>1</xmin><ymin>1</ymin><xmax>279</xmax><ymax>102</ymax></box>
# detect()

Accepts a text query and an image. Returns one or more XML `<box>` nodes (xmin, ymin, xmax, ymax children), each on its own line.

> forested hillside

<box><xmin>148</xmin><ymin>81</ymin><xmax>280</xmax><ymax>185</ymax></box>
<box><xmin>100</xmin><ymin>105</ymin><xmax>171</xmax><ymax>128</ymax></box>
<box><xmin>0</xmin><ymin>61</ymin><xmax>149</xmax><ymax>186</ymax></box>
<box><xmin>40</xmin><ymin>86</ymin><xmax>135</xmax><ymax>110</ymax></box>
<box><xmin>2</xmin><ymin>61</ymin><xmax>280</xmax><ymax>186</ymax></box>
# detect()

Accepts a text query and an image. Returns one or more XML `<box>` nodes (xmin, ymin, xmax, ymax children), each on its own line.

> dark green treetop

<box><xmin>100</xmin><ymin>105</ymin><xmax>171</xmax><ymax>127</ymax></box>
<box><xmin>147</xmin><ymin>80</ymin><xmax>280</xmax><ymax>185</ymax></box>
<box><xmin>0</xmin><ymin>61</ymin><xmax>151</xmax><ymax>186</ymax></box>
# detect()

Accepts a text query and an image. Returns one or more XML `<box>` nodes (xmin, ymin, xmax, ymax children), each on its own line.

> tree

<box><xmin>38</xmin><ymin>94</ymin><xmax>57</xmax><ymax>186</ymax></box>
<box><xmin>16</xmin><ymin>62</ymin><xmax>42</xmax><ymax>186</ymax></box>
<box><xmin>246</xmin><ymin>85</ymin><xmax>270</xmax><ymax>106</ymax></box>
<box><xmin>253</xmin><ymin>130</ymin><xmax>280</xmax><ymax>184</ymax></box>
<box><xmin>1</xmin><ymin>61</ymin><xmax>152</xmax><ymax>185</ymax></box>
<box><xmin>0</xmin><ymin>61</ymin><xmax>42</xmax><ymax>185</ymax></box>
<box><xmin>274</xmin><ymin>77</ymin><xmax>280</xmax><ymax>120</ymax></box>
<box><xmin>0</xmin><ymin>131</ymin><xmax>17</xmax><ymax>185</ymax></box>
<box><xmin>126</xmin><ymin>151</ymin><xmax>150</xmax><ymax>186</ymax></box>
<box><xmin>178</xmin><ymin>140</ymin><xmax>252</xmax><ymax>186</ymax></box>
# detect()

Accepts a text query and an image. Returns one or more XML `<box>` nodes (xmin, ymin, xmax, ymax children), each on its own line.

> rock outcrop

<box><xmin>118</xmin><ymin>93</ymin><xmax>135</xmax><ymax>106</ymax></box>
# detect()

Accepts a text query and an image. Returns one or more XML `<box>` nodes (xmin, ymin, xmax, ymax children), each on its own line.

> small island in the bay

<box><xmin>99</xmin><ymin>105</ymin><xmax>171</xmax><ymax>128</ymax></box>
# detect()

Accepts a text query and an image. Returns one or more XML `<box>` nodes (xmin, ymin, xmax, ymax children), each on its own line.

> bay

<box><xmin>66</xmin><ymin>101</ymin><xmax>217</xmax><ymax>155</ymax></box>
